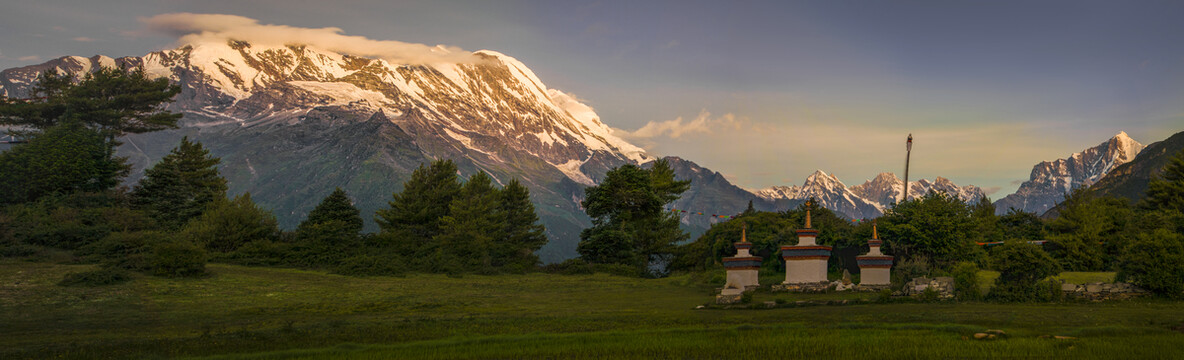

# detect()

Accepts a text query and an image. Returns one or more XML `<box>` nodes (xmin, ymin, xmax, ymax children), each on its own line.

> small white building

<box><xmin>857</xmin><ymin>221</ymin><xmax>893</xmax><ymax>289</ymax></box>
<box><xmin>780</xmin><ymin>203</ymin><xmax>831</xmax><ymax>290</ymax></box>
<box><xmin>721</xmin><ymin>224</ymin><xmax>761</xmax><ymax>294</ymax></box>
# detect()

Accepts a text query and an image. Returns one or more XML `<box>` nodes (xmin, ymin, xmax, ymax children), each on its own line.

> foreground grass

<box><xmin>2</xmin><ymin>260</ymin><xmax>1182</xmax><ymax>359</ymax></box>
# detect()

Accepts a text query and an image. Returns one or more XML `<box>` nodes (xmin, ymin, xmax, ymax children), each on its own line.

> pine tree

<box><xmin>578</xmin><ymin>161</ymin><xmax>690</xmax><ymax>269</ymax></box>
<box><xmin>0</xmin><ymin>67</ymin><xmax>181</xmax><ymax>142</ymax></box>
<box><xmin>433</xmin><ymin>171</ymin><xmax>502</xmax><ymax>272</ymax></box>
<box><xmin>495</xmin><ymin>178</ymin><xmax>547</xmax><ymax>268</ymax></box>
<box><xmin>132</xmin><ymin>137</ymin><xmax>228</xmax><ymax>230</ymax></box>
<box><xmin>375</xmin><ymin>159</ymin><xmax>462</xmax><ymax>248</ymax></box>
<box><xmin>297</xmin><ymin>187</ymin><xmax>364</xmax><ymax>240</ymax></box>
<box><xmin>0</xmin><ymin>121</ymin><xmax>129</xmax><ymax>204</ymax></box>
<box><xmin>1144</xmin><ymin>148</ymin><xmax>1184</xmax><ymax>213</ymax></box>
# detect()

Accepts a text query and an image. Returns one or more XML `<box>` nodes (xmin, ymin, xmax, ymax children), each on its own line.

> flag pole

<box><xmin>902</xmin><ymin>134</ymin><xmax>912</xmax><ymax>204</ymax></box>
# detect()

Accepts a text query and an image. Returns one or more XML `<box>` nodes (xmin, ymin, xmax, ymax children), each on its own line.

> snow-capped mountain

<box><xmin>756</xmin><ymin>171</ymin><xmax>987</xmax><ymax>219</ymax></box>
<box><xmin>755</xmin><ymin>170</ymin><xmax>883</xmax><ymax>220</ymax></box>
<box><xmin>849</xmin><ymin>172</ymin><xmax>988</xmax><ymax>210</ymax></box>
<box><xmin>994</xmin><ymin>132</ymin><xmax>1144</xmax><ymax>215</ymax></box>
<box><xmin>0</xmin><ymin>40</ymin><xmax>657</xmax><ymax>261</ymax></box>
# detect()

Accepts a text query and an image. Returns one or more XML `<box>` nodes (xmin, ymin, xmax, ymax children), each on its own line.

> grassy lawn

<box><xmin>2</xmin><ymin>259</ymin><xmax>1182</xmax><ymax>359</ymax></box>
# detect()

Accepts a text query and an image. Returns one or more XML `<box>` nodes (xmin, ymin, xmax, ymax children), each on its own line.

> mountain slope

<box><xmin>994</xmin><ymin>132</ymin><xmax>1144</xmax><ymax>215</ymax></box>
<box><xmin>1085</xmin><ymin>130</ymin><xmax>1184</xmax><ymax>204</ymax></box>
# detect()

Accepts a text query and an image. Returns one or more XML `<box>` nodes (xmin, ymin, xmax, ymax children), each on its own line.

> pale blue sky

<box><xmin>2</xmin><ymin>1</ymin><xmax>1182</xmax><ymax>196</ymax></box>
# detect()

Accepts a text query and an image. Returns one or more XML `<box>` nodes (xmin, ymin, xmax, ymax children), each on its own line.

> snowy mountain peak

<box><xmin>0</xmin><ymin>39</ymin><xmax>650</xmax><ymax>186</ymax></box>
<box><xmin>994</xmin><ymin>131</ymin><xmax>1145</xmax><ymax>215</ymax></box>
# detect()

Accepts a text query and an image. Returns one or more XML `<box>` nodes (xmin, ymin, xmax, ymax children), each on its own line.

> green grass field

<box><xmin>2</xmin><ymin>259</ymin><xmax>1182</xmax><ymax>359</ymax></box>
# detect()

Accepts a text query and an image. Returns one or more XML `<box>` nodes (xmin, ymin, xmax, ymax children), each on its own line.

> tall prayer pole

<box><xmin>901</xmin><ymin>134</ymin><xmax>912</xmax><ymax>204</ymax></box>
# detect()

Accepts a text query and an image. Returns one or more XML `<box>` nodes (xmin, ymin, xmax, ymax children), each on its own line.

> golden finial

<box><xmin>805</xmin><ymin>200</ymin><xmax>813</xmax><ymax>229</ymax></box>
<box><xmin>872</xmin><ymin>219</ymin><xmax>879</xmax><ymax>240</ymax></box>
<box><xmin>741</xmin><ymin>222</ymin><xmax>748</xmax><ymax>243</ymax></box>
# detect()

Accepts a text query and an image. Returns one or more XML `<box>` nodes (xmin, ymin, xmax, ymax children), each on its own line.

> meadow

<box><xmin>3</xmin><ymin>258</ymin><xmax>1183</xmax><ymax>359</ymax></box>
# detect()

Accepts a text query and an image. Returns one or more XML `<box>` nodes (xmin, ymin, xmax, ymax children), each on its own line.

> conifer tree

<box><xmin>0</xmin><ymin>67</ymin><xmax>182</xmax><ymax>142</ymax></box>
<box><xmin>1144</xmin><ymin>148</ymin><xmax>1184</xmax><ymax>213</ymax></box>
<box><xmin>578</xmin><ymin>159</ymin><xmax>690</xmax><ymax>269</ymax></box>
<box><xmin>132</xmin><ymin>137</ymin><xmax>227</xmax><ymax>230</ymax></box>
<box><xmin>375</xmin><ymin>159</ymin><xmax>462</xmax><ymax>246</ymax></box>
<box><xmin>496</xmin><ymin>178</ymin><xmax>547</xmax><ymax>268</ymax></box>
<box><xmin>0</xmin><ymin>121</ymin><xmax>129</xmax><ymax>204</ymax></box>
<box><xmin>433</xmin><ymin>172</ymin><xmax>502</xmax><ymax>271</ymax></box>
<box><xmin>297</xmin><ymin>187</ymin><xmax>364</xmax><ymax>240</ymax></box>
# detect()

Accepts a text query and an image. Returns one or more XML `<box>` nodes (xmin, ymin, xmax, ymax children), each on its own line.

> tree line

<box><xmin>0</xmin><ymin>67</ymin><xmax>548</xmax><ymax>283</ymax></box>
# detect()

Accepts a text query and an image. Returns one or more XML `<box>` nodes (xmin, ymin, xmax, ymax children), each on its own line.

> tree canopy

<box><xmin>0</xmin><ymin>121</ymin><xmax>129</xmax><ymax>204</ymax></box>
<box><xmin>0</xmin><ymin>67</ymin><xmax>181</xmax><ymax>141</ymax></box>
<box><xmin>578</xmin><ymin>159</ymin><xmax>690</xmax><ymax>270</ymax></box>
<box><xmin>131</xmin><ymin>137</ymin><xmax>228</xmax><ymax>230</ymax></box>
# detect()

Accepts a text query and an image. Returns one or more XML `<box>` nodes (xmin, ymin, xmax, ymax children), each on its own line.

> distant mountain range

<box><xmin>753</xmin><ymin>170</ymin><xmax>987</xmax><ymax>220</ymax></box>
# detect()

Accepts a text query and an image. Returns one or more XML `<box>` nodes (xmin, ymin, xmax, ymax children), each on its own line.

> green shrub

<box><xmin>988</xmin><ymin>241</ymin><xmax>1061</xmax><ymax>302</ymax></box>
<box><xmin>79</xmin><ymin>231</ymin><xmax>164</xmax><ymax>271</ymax></box>
<box><xmin>739</xmin><ymin>291</ymin><xmax>754</xmax><ymax>304</ymax></box>
<box><xmin>333</xmin><ymin>254</ymin><xmax>407</xmax><ymax>277</ymax></box>
<box><xmin>150</xmin><ymin>241</ymin><xmax>207</xmax><ymax>278</ymax></box>
<box><xmin>217</xmin><ymin>240</ymin><xmax>294</xmax><ymax>267</ymax></box>
<box><xmin>918</xmin><ymin>287</ymin><xmax>940</xmax><ymax>302</ymax></box>
<box><xmin>590</xmin><ymin>263</ymin><xmax>643</xmax><ymax>277</ymax></box>
<box><xmin>876</xmin><ymin>288</ymin><xmax>894</xmax><ymax>303</ymax></box>
<box><xmin>58</xmin><ymin>268</ymin><xmax>133</xmax><ymax>287</ymax></box>
<box><xmin>183</xmin><ymin>193</ymin><xmax>278</xmax><ymax>253</ymax></box>
<box><xmin>891</xmin><ymin>255</ymin><xmax>930</xmax><ymax>291</ymax></box>
<box><xmin>952</xmin><ymin>262</ymin><xmax>982</xmax><ymax>301</ymax></box>
<box><xmin>1117</xmin><ymin>228</ymin><xmax>1184</xmax><ymax>299</ymax></box>
<box><xmin>542</xmin><ymin>259</ymin><xmax>594</xmax><ymax>275</ymax></box>
<box><xmin>0</xmin><ymin>244</ymin><xmax>40</xmax><ymax>258</ymax></box>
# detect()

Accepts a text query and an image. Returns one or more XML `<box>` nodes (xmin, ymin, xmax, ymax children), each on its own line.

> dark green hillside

<box><xmin>1087</xmin><ymin>131</ymin><xmax>1184</xmax><ymax>203</ymax></box>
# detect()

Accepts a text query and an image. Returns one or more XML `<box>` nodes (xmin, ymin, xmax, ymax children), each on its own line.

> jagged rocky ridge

<box><xmin>994</xmin><ymin>132</ymin><xmax>1144</xmax><ymax>215</ymax></box>
<box><xmin>755</xmin><ymin>170</ymin><xmax>987</xmax><ymax>220</ymax></box>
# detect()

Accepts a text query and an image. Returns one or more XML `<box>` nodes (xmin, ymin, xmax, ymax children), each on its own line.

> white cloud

<box><xmin>72</xmin><ymin>37</ymin><xmax>96</xmax><ymax>42</ymax></box>
<box><xmin>17</xmin><ymin>55</ymin><xmax>40</xmax><ymax>62</ymax></box>
<box><xmin>614</xmin><ymin>110</ymin><xmax>744</xmax><ymax>139</ymax></box>
<box><xmin>140</xmin><ymin>13</ymin><xmax>480</xmax><ymax>65</ymax></box>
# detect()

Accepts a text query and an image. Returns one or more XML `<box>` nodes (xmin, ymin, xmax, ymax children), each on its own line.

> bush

<box><xmin>988</xmin><ymin>241</ymin><xmax>1061</xmax><ymax>302</ymax></box>
<box><xmin>891</xmin><ymin>255</ymin><xmax>930</xmax><ymax>291</ymax></box>
<box><xmin>58</xmin><ymin>268</ymin><xmax>133</xmax><ymax>287</ymax></box>
<box><xmin>591</xmin><ymin>263</ymin><xmax>643</xmax><ymax>277</ymax></box>
<box><xmin>183</xmin><ymin>193</ymin><xmax>278</xmax><ymax>253</ymax></box>
<box><xmin>150</xmin><ymin>241</ymin><xmax>207</xmax><ymax>278</ymax></box>
<box><xmin>78</xmin><ymin>231</ymin><xmax>162</xmax><ymax>271</ymax></box>
<box><xmin>1117</xmin><ymin>228</ymin><xmax>1184</xmax><ymax>299</ymax></box>
<box><xmin>542</xmin><ymin>259</ymin><xmax>594</xmax><ymax>275</ymax></box>
<box><xmin>952</xmin><ymin>262</ymin><xmax>982</xmax><ymax>301</ymax></box>
<box><xmin>918</xmin><ymin>286</ymin><xmax>940</xmax><ymax>302</ymax></box>
<box><xmin>218</xmin><ymin>240</ymin><xmax>295</xmax><ymax>267</ymax></box>
<box><xmin>0</xmin><ymin>244</ymin><xmax>40</xmax><ymax>258</ymax></box>
<box><xmin>333</xmin><ymin>254</ymin><xmax>407</xmax><ymax>277</ymax></box>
